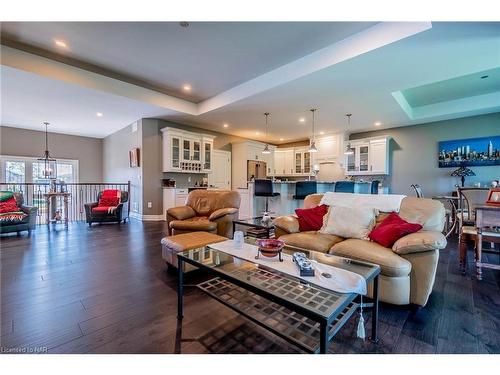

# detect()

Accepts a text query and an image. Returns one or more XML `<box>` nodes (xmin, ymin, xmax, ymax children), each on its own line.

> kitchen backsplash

<box><xmin>162</xmin><ymin>172</ymin><xmax>208</xmax><ymax>188</ymax></box>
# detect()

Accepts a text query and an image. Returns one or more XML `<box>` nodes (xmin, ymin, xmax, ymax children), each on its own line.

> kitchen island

<box><xmin>237</xmin><ymin>180</ymin><xmax>388</xmax><ymax>218</ymax></box>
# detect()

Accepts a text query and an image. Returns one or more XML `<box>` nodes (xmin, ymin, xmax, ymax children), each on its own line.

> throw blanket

<box><xmin>320</xmin><ymin>192</ymin><xmax>406</xmax><ymax>213</ymax></box>
<box><xmin>98</xmin><ymin>189</ymin><xmax>121</xmax><ymax>214</ymax></box>
<box><xmin>208</xmin><ymin>240</ymin><xmax>367</xmax><ymax>295</ymax></box>
<box><xmin>0</xmin><ymin>191</ymin><xmax>26</xmax><ymax>222</ymax></box>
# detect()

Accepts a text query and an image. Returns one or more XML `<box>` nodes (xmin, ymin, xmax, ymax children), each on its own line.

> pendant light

<box><xmin>37</xmin><ymin>122</ymin><xmax>57</xmax><ymax>179</ymax></box>
<box><xmin>262</xmin><ymin>112</ymin><xmax>271</xmax><ymax>154</ymax></box>
<box><xmin>308</xmin><ymin>108</ymin><xmax>318</xmax><ymax>153</ymax></box>
<box><xmin>344</xmin><ymin>113</ymin><xmax>354</xmax><ymax>156</ymax></box>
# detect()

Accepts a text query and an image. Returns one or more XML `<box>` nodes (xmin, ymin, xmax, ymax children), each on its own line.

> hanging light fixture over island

<box><xmin>308</xmin><ymin>108</ymin><xmax>318</xmax><ymax>153</ymax></box>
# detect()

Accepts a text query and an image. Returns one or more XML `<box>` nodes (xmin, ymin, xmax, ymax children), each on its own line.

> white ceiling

<box><xmin>1</xmin><ymin>21</ymin><xmax>376</xmax><ymax>102</ymax></box>
<box><xmin>0</xmin><ymin>65</ymin><xmax>170</xmax><ymax>137</ymax></box>
<box><xmin>1</xmin><ymin>21</ymin><xmax>499</xmax><ymax>141</ymax></box>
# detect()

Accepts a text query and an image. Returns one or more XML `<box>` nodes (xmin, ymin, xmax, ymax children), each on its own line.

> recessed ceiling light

<box><xmin>182</xmin><ymin>84</ymin><xmax>191</xmax><ymax>92</ymax></box>
<box><xmin>480</xmin><ymin>75</ymin><xmax>489</xmax><ymax>79</ymax></box>
<box><xmin>280</xmin><ymin>138</ymin><xmax>284</xmax><ymax>141</ymax></box>
<box><xmin>374</xmin><ymin>121</ymin><xmax>382</xmax><ymax>126</ymax></box>
<box><xmin>255</xmin><ymin>131</ymin><xmax>260</xmax><ymax>135</ymax></box>
<box><xmin>319</xmin><ymin>131</ymin><xmax>325</xmax><ymax>135</ymax></box>
<box><xmin>299</xmin><ymin>118</ymin><xmax>306</xmax><ymax>123</ymax></box>
<box><xmin>223</xmin><ymin>123</ymin><xmax>229</xmax><ymax>128</ymax></box>
<box><xmin>54</xmin><ymin>39</ymin><xmax>67</xmax><ymax>48</ymax></box>
<box><xmin>96</xmin><ymin>112</ymin><xmax>103</xmax><ymax>117</ymax></box>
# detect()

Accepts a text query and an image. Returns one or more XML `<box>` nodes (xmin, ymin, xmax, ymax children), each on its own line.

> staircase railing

<box><xmin>0</xmin><ymin>181</ymin><xmax>131</xmax><ymax>224</ymax></box>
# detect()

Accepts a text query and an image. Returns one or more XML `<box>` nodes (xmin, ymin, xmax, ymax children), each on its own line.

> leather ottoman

<box><xmin>161</xmin><ymin>231</ymin><xmax>227</xmax><ymax>272</ymax></box>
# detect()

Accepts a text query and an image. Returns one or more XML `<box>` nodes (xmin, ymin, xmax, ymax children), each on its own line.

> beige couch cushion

<box><xmin>331</xmin><ymin>239</ymin><xmax>412</xmax><ymax>277</ymax></box>
<box><xmin>320</xmin><ymin>206</ymin><xmax>377</xmax><ymax>239</ymax></box>
<box><xmin>392</xmin><ymin>230</ymin><xmax>447</xmax><ymax>255</ymax></box>
<box><xmin>279</xmin><ymin>231</ymin><xmax>344</xmax><ymax>253</ymax></box>
<box><xmin>399</xmin><ymin>197</ymin><xmax>445</xmax><ymax>232</ymax></box>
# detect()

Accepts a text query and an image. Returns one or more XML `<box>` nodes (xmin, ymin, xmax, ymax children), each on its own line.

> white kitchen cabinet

<box><xmin>237</xmin><ymin>188</ymin><xmax>251</xmax><ymax>219</ymax></box>
<box><xmin>273</xmin><ymin>149</ymin><xmax>294</xmax><ymax>176</ymax></box>
<box><xmin>202</xmin><ymin>137</ymin><xmax>214</xmax><ymax>172</ymax></box>
<box><xmin>345</xmin><ymin>137</ymin><xmax>390</xmax><ymax>175</ymax></box>
<box><xmin>294</xmin><ymin>147</ymin><xmax>312</xmax><ymax>176</ymax></box>
<box><xmin>161</xmin><ymin>127</ymin><xmax>215</xmax><ymax>173</ymax></box>
<box><xmin>162</xmin><ymin>188</ymin><xmax>190</xmax><ymax>220</ymax></box>
<box><xmin>313</xmin><ymin>134</ymin><xmax>342</xmax><ymax>163</ymax></box>
<box><xmin>369</xmin><ymin>138</ymin><xmax>389</xmax><ymax>174</ymax></box>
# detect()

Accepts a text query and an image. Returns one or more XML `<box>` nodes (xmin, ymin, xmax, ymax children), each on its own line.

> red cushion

<box><xmin>295</xmin><ymin>204</ymin><xmax>328</xmax><ymax>232</ymax></box>
<box><xmin>0</xmin><ymin>196</ymin><xmax>19</xmax><ymax>214</ymax></box>
<box><xmin>92</xmin><ymin>206</ymin><xmax>113</xmax><ymax>213</ymax></box>
<box><xmin>98</xmin><ymin>190</ymin><xmax>120</xmax><ymax>207</ymax></box>
<box><xmin>369</xmin><ymin>212</ymin><xmax>422</xmax><ymax>248</ymax></box>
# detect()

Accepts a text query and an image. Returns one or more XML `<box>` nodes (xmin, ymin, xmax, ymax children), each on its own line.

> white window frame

<box><xmin>0</xmin><ymin>155</ymin><xmax>79</xmax><ymax>183</ymax></box>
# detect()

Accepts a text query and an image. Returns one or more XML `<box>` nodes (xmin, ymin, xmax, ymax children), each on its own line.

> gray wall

<box><xmin>102</xmin><ymin>121</ymin><xmax>143</xmax><ymax>215</ymax></box>
<box><xmin>350</xmin><ymin>112</ymin><xmax>500</xmax><ymax>197</ymax></box>
<box><xmin>0</xmin><ymin>126</ymin><xmax>103</xmax><ymax>181</ymax></box>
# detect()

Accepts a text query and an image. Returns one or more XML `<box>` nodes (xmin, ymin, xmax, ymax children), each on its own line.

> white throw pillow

<box><xmin>320</xmin><ymin>205</ymin><xmax>377</xmax><ymax>240</ymax></box>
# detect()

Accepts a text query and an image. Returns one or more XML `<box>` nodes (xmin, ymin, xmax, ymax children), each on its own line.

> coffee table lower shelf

<box><xmin>198</xmin><ymin>277</ymin><xmax>359</xmax><ymax>353</ymax></box>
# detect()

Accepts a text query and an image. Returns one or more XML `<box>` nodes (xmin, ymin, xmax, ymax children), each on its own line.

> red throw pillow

<box><xmin>295</xmin><ymin>204</ymin><xmax>328</xmax><ymax>232</ymax></box>
<box><xmin>369</xmin><ymin>212</ymin><xmax>422</xmax><ymax>248</ymax></box>
<box><xmin>0</xmin><ymin>196</ymin><xmax>19</xmax><ymax>213</ymax></box>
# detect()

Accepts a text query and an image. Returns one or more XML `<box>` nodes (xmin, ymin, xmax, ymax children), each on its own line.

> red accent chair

<box><xmin>84</xmin><ymin>190</ymin><xmax>129</xmax><ymax>226</ymax></box>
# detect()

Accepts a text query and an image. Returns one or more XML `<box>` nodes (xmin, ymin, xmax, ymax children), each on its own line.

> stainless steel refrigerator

<box><xmin>247</xmin><ymin>160</ymin><xmax>267</xmax><ymax>181</ymax></box>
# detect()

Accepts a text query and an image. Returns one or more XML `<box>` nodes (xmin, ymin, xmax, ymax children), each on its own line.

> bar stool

<box><xmin>293</xmin><ymin>181</ymin><xmax>317</xmax><ymax>200</ymax></box>
<box><xmin>334</xmin><ymin>181</ymin><xmax>355</xmax><ymax>193</ymax></box>
<box><xmin>254</xmin><ymin>179</ymin><xmax>280</xmax><ymax>214</ymax></box>
<box><xmin>370</xmin><ymin>180</ymin><xmax>380</xmax><ymax>194</ymax></box>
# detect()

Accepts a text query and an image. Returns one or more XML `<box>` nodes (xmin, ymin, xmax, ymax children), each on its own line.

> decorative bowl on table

<box><xmin>255</xmin><ymin>239</ymin><xmax>285</xmax><ymax>261</ymax></box>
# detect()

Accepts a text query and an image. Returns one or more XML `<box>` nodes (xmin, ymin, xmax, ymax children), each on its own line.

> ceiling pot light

<box><xmin>262</xmin><ymin>112</ymin><xmax>272</xmax><ymax>154</ymax></box>
<box><xmin>54</xmin><ymin>39</ymin><xmax>67</xmax><ymax>48</ymax></box>
<box><xmin>223</xmin><ymin>123</ymin><xmax>229</xmax><ymax>128</ymax></box>
<box><xmin>182</xmin><ymin>84</ymin><xmax>191</xmax><ymax>92</ymax></box>
<box><xmin>280</xmin><ymin>138</ymin><xmax>284</xmax><ymax>141</ymax></box>
<box><xmin>308</xmin><ymin>109</ymin><xmax>318</xmax><ymax>153</ymax></box>
<box><xmin>299</xmin><ymin>117</ymin><xmax>306</xmax><ymax>123</ymax></box>
<box><xmin>37</xmin><ymin>122</ymin><xmax>57</xmax><ymax>179</ymax></box>
<box><xmin>96</xmin><ymin>112</ymin><xmax>103</xmax><ymax>117</ymax></box>
<box><xmin>344</xmin><ymin>113</ymin><xmax>354</xmax><ymax>156</ymax></box>
<box><xmin>374</xmin><ymin>121</ymin><xmax>381</xmax><ymax>126</ymax></box>
<box><xmin>319</xmin><ymin>131</ymin><xmax>325</xmax><ymax>135</ymax></box>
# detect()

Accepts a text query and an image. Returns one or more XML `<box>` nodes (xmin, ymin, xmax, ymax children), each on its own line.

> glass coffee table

<box><xmin>232</xmin><ymin>216</ymin><xmax>275</xmax><ymax>238</ymax></box>
<box><xmin>176</xmin><ymin>239</ymin><xmax>380</xmax><ymax>354</ymax></box>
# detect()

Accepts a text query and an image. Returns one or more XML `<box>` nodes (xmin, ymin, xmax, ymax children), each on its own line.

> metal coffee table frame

<box><xmin>177</xmin><ymin>246</ymin><xmax>380</xmax><ymax>354</ymax></box>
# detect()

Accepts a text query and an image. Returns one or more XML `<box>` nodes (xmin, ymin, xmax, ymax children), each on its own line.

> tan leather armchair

<box><xmin>167</xmin><ymin>190</ymin><xmax>240</xmax><ymax>238</ymax></box>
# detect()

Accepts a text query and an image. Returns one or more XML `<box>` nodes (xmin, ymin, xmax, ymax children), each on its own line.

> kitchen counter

<box><xmin>237</xmin><ymin>181</ymin><xmax>389</xmax><ymax>218</ymax></box>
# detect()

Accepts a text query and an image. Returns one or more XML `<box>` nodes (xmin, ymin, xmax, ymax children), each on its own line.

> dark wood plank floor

<box><xmin>1</xmin><ymin>220</ymin><xmax>499</xmax><ymax>354</ymax></box>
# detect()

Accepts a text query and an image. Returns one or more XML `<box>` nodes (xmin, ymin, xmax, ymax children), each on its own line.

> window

<box><xmin>5</xmin><ymin>161</ymin><xmax>26</xmax><ymax>183</ymax></box>
<box><xmin>1</xmin><ymin>156</ymin><xmax>78</xmax><ymax>183</ymax></box>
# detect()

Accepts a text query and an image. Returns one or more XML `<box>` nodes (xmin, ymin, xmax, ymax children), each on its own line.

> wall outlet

<box><xmin>147</xmin><ymin>202</ymin><xmax>152</xmax><ymax>209</ymax></box>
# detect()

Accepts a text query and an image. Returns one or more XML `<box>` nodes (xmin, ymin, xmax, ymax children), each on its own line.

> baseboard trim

<box><xmin>129</xmin><ymin>212</ymin><xmax>164</xmax><ymax>221</ymax></box>
<box><xmin>142</xmin><ymin>214</ymin><xmax>164</xmax><ymax>221</ymax></box>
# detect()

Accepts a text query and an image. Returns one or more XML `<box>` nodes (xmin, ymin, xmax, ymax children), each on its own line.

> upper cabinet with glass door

<box><xmin>344</xmin><ymin>137</ymin><xmax>390</xmax><ymax>175</ymax></box>
<box><xmin>161</xmin><ymin>127</ymin><xmax>215</xmax><ymax>173</ymax></box>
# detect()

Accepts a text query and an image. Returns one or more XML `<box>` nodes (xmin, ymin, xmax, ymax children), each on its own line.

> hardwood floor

<box><xmin>1</xmin><ymin>220</ymin><xmax>499</xmax><ymax>354</ymax></box>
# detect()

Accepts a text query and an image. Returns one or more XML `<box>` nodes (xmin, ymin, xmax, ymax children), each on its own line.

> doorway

<box><xmin>208</xmin><ymin>150</ymin><xmax>231</xmax><ymax>190</ymax></box>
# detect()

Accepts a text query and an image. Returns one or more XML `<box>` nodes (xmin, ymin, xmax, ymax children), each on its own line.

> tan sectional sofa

<box><xmin>273</xmin><ymin>194</ymin><xmax>447</xmax><ymax>307</ymax></box>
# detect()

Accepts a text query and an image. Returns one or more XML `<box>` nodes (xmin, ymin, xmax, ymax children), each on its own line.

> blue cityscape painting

<box><xmin>438</xmin><ymin>135</ymin><xmax>500</xmax><ymax>168</ymax></box>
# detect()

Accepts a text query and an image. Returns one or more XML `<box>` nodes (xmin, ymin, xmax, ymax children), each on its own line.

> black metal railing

<box><xmin>0</xmin><ymin>182</ymin><xmax>131</xmax><ymax>224</ymax></box>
